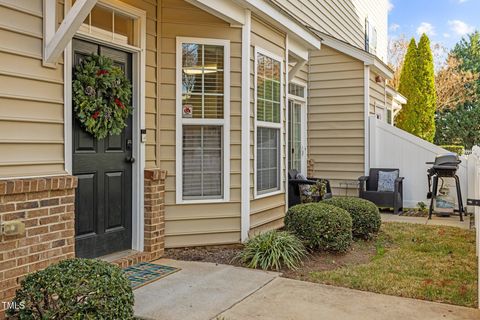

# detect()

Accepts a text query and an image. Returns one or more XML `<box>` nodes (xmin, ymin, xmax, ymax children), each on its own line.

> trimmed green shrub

<box><xmin>236</xmin><ymin>230</ymin><xmax>306</xmax><ymax>271</ymax></box>
<box><xmin>285</xmin><ymin>203</ymin><xmax>352</xmax><ymax>252</ymax></box>
<box><xmin>440</xmin><ymin>145</ymin><xmax>465</xmax><ymax>155</ymax></box>
<box><xmin>7</xmin><ymin>258</ymin><xmax>134</xmax><ymax>320</ymax></box>
<box><xmin>324</xmin><ymin>197</ymin><xmax>381</xmax><ymax>239</ymax></box>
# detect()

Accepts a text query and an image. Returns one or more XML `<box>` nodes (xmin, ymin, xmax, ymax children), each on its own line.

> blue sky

<box><xmin>388</xmin><ymin>0</ymin><xmax>479</xmax><ymax>50</ymax></box>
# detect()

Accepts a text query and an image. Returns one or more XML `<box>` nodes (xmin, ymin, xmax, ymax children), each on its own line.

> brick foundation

<box><xmin>0</xmin><ymin>176</ymin><xmax>77</xmax><ymax>318</ymax></box>
<box><xmin>307</xmin><ymin>159</ymin><xmax>315</xmax><ymax>177</ymax></box>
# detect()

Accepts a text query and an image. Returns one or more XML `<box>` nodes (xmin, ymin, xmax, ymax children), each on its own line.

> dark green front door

<box><xmin>72</xmin><ymin>39</ymin><xmax>133</xmax><ymax>258</ymax></box>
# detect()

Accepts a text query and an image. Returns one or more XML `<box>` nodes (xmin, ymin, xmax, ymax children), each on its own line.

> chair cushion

<box><xmin>377</xmin><ymin>170</ymin><xmax>398</xmax><ymax>192</ymax></box>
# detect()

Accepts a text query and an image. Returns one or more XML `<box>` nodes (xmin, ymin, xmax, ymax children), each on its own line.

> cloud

<box><xmin>443</xmin><ymin>33</ymin><xmax>451</xmax><ymax>38</ymax></box>
<box><xmin>458</xmin><ymin>0</ymin><xmax>469</xmax><ymax>3</ymax></box>
<box><xmin>416</xmin><ymin>22</ymin><xmax>436</xmax><ymax>36</ymax></box>
<box><xmin>448</xmin><ymin>20</ymin><xmax>475</xmax><ymax>35</ymax></box>
<box><xmin>389</xmin><ymin>23</ymin><xmax>400</xmax><ymax>32</ymax></box>
<box><xmin>387</xmin><ymin>0</ymin><xmax>394</xmax><ymax>12</ymax></box>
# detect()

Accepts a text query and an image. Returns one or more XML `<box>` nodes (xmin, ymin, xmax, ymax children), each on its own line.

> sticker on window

<box><xmin>183</xmin><ymin>105</ymin><xmax>193</xmax><ymax>118</ymax></box>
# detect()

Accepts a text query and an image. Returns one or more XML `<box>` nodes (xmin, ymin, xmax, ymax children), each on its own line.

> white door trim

<box><xmin>63</xmin><ymin>0</ymin><xmax>147</xmax><ymax>252</ymax></box>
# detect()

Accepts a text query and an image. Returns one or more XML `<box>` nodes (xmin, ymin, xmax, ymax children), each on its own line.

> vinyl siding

<box><xmin>159</xmin><ymin>0</ymin><xmax>242</xmax><ymax>247</ymax></box>
<box><xmin>307</xmin><ymin>45</ymin><xmax>365</xmax><ymax>196</ymax></box>
<box><xmin>0</xmin><ymin>0</ymin><xmax>158</xmax><ymax>177</ymax></box>
<box><xmin>249</xmin><ymin>16</ymin><xmax>287</xmax><ymax>235</ymax></box>
<box><xmin>369</xmin><ymin>70</ymin><xmax>386</xmax><ymax>117</ymax></box>
<box><xmin>0</xmin><ymin>0</ymin><xmax>65</xmax><ymax>177</ymax></box>
<box><xmin>273</xmin><ymin>0</ymin><xmax>388</xmax><ymax>62</ymax></box>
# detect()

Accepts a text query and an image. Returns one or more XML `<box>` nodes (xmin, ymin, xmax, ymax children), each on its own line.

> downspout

<box><xmin>285</xmin><ymin>34</ymin><xmax>289</xmax><ymax>213</ymax></box>
<box><xmin>241</xmin><ymin>9</ymin><xmax>251</xmax><ymax>242</ymax></box>
<box><xmin>364</xmin><ymin>65</ymin><xmax>370</xmax><ymax>175</ymax></box>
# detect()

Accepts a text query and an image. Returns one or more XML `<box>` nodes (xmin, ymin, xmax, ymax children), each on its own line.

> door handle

<box><xmin>125</xmin><ymin>156</ymin><xmax>135</xmax><ymax>163</ymax></box>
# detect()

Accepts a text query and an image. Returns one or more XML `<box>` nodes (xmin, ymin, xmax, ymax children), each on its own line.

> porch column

<box><xmin>144</xmin><ymin>169</ymin><xmax>167</xmax><ymax>260</ymax></box>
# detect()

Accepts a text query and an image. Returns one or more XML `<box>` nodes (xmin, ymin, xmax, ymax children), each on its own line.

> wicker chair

<box><xmin>358</xmin><ymin>168</ymin><xmax>404</xmax><ymax>214</ymax></box>
<box><xmin>288</xmin><ymin>169</ymin><xmax>332</xmax><ymax>208</ymax></box>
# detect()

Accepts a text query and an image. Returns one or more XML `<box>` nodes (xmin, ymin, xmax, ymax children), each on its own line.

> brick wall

<box><xmin>0</xmin><ymin>176</ymin><xmax>77</xmax><ymax>318</ymax></box>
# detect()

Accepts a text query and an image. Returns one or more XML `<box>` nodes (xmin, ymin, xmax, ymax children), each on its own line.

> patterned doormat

<box><xmin>124</xmin><ymin>262</ymin><xmax>180</xmax><ymax>290</ymax></box>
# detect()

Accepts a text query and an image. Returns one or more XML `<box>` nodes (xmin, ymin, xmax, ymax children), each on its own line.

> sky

<box><xmin>388</xmin><ymin>0</ymin><xmax>479</xmax><ymax>50</ymax></box>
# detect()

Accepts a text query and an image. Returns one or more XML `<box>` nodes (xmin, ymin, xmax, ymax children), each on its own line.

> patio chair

<box><xmin>358</xmin><ymin>168</ymin><xmax>404</xmax><ymax>214</ymax></box>
<box><xmin>288</xmin><ymin>169</ymin><xmax>332</xmax><ymax>208</ymax></box>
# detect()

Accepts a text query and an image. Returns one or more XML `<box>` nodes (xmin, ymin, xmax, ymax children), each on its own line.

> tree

<box><xmin>452</xmin><ymin>31</ymin><xmax>480</xmax><ymax>78</ymax></box>
<box><xmin>416</xmin><ymin>33</ymin><xmax>437</xmax><ymax>142</ymax></box>
<box><xmin>388</xmin><ymin>36</ymin><xmax>409</xmax><ymax>90</ymax></box>
<box><xmin>435</xmin><ymin>103</ymin><xmax>480</xmax><ymax>149</ymax></box>
<box><xmin>396</xmin><ymin>38</ymin><xmax>422</xmax><ymax>137</ymax></box>
<box><xmin>435</xmin><ymin>54</ymin><xmax>478</xmax><ymax>111</ymax></box>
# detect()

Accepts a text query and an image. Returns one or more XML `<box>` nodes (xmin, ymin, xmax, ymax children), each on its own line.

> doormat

<box><xmin>124</xmin><ymin>262</ymin><xmax>180</xmax><ymax>290</ymax></box>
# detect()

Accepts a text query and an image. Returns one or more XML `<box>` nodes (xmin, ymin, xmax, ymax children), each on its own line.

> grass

<box><xmin>307</xmin><ymin>222</ymin><xmax>478</xmax><ymax>308</ymax></box>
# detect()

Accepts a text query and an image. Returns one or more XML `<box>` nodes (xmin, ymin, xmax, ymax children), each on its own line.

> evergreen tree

<box><xmin>416</xmin><ymin>34</ymin><xmax>437</xmax><ymax>142</ymax></box>
<box><xmin>435</xmin><ymin>103</ymin><xmax>480</xmax><ymax>149</ymax></box>
<box><xmin>396</xmin><ymin>35</ymin><xmax>437</xmax><ymax>142</ymax></box>
<box><xmin>396</xmin><ymin>38</ymin><xmax>421</xmax><ymax>136</ymax></box>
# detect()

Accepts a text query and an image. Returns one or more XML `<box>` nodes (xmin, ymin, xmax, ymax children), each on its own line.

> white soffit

<box><xmin>185</xmin><ymin>0</ymin><xmax>245</xmax><ymax>26</ymax></box>
<box><xmin>386</xmin><ymin>86</ymin><xmax>407</xmax><ymax>105</ymax></box>
<box><xmin>288</xmin><ymin>36</ymin><xmax>309</xmax><ymax>62</ymax></box>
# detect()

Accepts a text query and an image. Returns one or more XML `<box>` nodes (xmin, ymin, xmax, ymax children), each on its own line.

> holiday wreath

<box><xmin>73</xmin><ymin>54</ymin><xmax>132</xmax><ymax>139</ymax></box>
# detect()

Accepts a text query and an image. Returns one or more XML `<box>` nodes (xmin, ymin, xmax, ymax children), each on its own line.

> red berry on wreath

<box><xmin>92</xmin><ymin>111</ymin><xmax>100</xmax><ymax>119</ymax></box>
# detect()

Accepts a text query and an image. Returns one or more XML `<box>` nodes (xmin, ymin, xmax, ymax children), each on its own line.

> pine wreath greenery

<box><xmin>73</xmin><ymin>53</ymin><xmax>132</xmax><ymax>139</ymax></box>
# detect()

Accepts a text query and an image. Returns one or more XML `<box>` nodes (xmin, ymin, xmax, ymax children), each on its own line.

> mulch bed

<box><xmin>165</xmin><ymin>245</ymin><xmax>244</xmax><ymax>267</ymax></box>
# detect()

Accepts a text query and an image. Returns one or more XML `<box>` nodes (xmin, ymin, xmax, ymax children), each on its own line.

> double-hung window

<box><xmin>176</xmin><ymin>38</ymin><xmax>230</xmax><ymax>202</ymax></box>
<box><xmin>255</xmin><ymin>49</ymin><xmax>282</xmax><ymax>195</ymax></box>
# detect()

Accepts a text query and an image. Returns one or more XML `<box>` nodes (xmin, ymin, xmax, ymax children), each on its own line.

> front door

<box><xmin>72</xmin><ymin>39</ymin><xmax>133</xmax><ymax>258</ymax></box>
<box><xmin>288</xmin><ymin>100</ymin><xmax>305</xmax><ymax>173</ymax></box>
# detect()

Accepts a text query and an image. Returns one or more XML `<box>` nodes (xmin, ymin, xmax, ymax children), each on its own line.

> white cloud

<box><xmin>387</xmin><ymin>0</ymin><xmax>394</xmax><ymax>12</ymax></box>
<box><xmin>389</xmin><ymin>23</ymin><xmax>400</xmax><ymax>32</ymax></box>
<box><xmin>448</xmin><ymin>20</ymin><xmax>475</xmax><ymax>36</ymax></box>
<box><xmin>458</xmin><ymin>0</ymin><xmax>469</xmax><ymax>3</ymax></box>
<box><xmin>443</xmin><ymin>33</ymin><xmax>451</xmax><ymax>38</ymax></box>
<box><xmin>416</xmin><ymin>22</ymin><xmax>436</xmax><ymax>36</ymax></box>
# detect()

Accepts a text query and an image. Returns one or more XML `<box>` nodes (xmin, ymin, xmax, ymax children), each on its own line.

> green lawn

<box><xmin>308</xmin><ymin>222</ymin><xmax>478</xmax><ymax>308</ymax></box>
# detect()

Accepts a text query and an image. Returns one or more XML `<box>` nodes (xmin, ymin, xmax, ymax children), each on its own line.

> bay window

<box><xmin>255</xmin><ymin>50</ymin><xmax>282</xmax><ymax>195</ymax></box>
<box><xmin>176</xmin><ymin>38</ymin><xmax>230</xmax><ymax>202</ymax></box>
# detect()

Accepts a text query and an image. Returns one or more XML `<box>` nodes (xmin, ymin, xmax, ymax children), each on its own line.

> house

<box><xmin>0</xmin><ymin>0</ymin><xmax>403</xmax><ymax>315</ymax></box>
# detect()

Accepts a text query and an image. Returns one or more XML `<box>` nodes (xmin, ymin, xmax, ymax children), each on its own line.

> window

<box><xmin>255</xmin><ymin>50</ymin><xmax>282</xmax><ymax>195</ymax></box>
<box><xmin>176</xmin><ymin>38</ymin><xmax>230</xmax><ymax>202</ymax></box>
<box><xmin>364</xmin><ymin>17</ymin><xmax>377</xmax><ymax>54</ymax></box>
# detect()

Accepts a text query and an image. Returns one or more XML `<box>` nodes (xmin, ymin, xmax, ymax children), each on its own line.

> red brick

<box><xmin>0</xmin><ymin>181</ymin><xmax>6</xmax><ymax>195</ymax></box>
<box><xmin>29</xmin><ymin>243</ymin><xmax>49</xmax><ymax>254</ymax></box>
<box><xmin>49</xmin><ymin>222</ymin><xmax>66</xmax><ymax>232</ymax></box>
<box><xmin>16</xmin><ymin>201</ymin><xmax>38</xmax><ymax>210</ymax></box>
<box><xmin>27</xmin><ymin>208</ymin><xmax>49</xmax><ymax>218</ymax></box>
<box><xmin>5</xmin><ymin>266</ymin><xmax>28</xmax><ymax>279</ymax></box>
<box><xmin>0</xmin><ymin>203</ymin><xmax>15</xmax><ymax>213</ymax></box>
<box><xmin>40</xmin><ymin>198</ymin><xmax>59</xmax><ymax>207</ymax></box>
<box><xmin>2</xmin><ymin>211</ymin><xmax>25</xmax><ymax>220</ymax></box>
<box><xmin>27</xmin><ymin>226</ymin><xmax>49</xmax><ymax>237</ymax></box>
<box><xmin>27</xmin><ymin>191</ymin><xmax>49</xmax><ymax>200</ymax></box>
<box><xmin>51</xmin><ymin>239</ymin><xmax>66</xmax><ymax>248</ymax></box>
<box><xmin>50</xmin><ymin>206</ymin><xmax>66</xmax><ymax>214</ymax></box>
<box><xmin>0</xmin><ymin>259</ymin><xmax>16</xmax><ymax>270</ymax></box>
<box><xmin>61</xmin><ymin>196</ymin><xmax>75</xmax><ymax>204</ymax></box>
<box><xmin>39</xmin><ymin>215</ymin><xmax>59</xmax><ymax>225</ymax></box>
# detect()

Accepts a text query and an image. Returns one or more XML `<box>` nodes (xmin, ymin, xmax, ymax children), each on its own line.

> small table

<box><xmin>339</xmin><ymin>180</ymin><xmax>359</xmax><ymax>196</ymax></box>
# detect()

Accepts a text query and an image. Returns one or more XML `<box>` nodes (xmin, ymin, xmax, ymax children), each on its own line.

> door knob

<box><xmin>126</xmin><ymin>156</ymin><xmax>135</xmax><ymax>163</ymax></box>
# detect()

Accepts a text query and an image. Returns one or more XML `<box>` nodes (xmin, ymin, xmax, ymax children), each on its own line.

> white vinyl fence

<box><xmin>369</xmin><ymin>116</ymin><xmax>468</xmax><ymax>208</ymax></box>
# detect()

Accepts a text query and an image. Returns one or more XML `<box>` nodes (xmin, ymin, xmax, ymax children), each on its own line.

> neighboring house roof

<box><xmin>307</xmin><ymin>28</ymin><xmax>394</xmax><ymax>80</ymax></box>
<box><xmin>386</xmin><ymin>85</ymin><xmax>407</xmax><ymax>106</ymax></box>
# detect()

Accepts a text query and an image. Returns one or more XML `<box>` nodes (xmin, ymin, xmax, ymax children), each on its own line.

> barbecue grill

<box><xmin>426</xmin><ymin>153</ymin><xmax>464</xmax><ymax>221</ymax></box>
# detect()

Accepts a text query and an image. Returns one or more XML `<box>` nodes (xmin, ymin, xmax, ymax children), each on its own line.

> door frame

<box><xmin>63</xmin><ymin>0</ymin><xmax>147</xmax><ymax>252</ymax></box>
<box><xmin>287</xmin><ymin>80</ymin><xmax>308</xmax><ymax>175</ymax></box>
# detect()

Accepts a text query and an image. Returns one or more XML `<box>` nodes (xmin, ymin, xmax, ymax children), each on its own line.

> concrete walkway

<box><xmin>381</xmin><ymin>213</ymin><xmax>472</xmax><ymax>229</ymax></box>
<box><xmin>134</xmin><ymin>260</ymin><xmax>479</xmax><ymax>320</ymax></box>
<box><xmin>220</xmin><ymin>277</ymin><xmax>480</xmax><ymax>320</ymax></box>
<box><xmin>134</xmin><ymin>259</ymin><xmax>278</xmax><ymax>320</ymax></box>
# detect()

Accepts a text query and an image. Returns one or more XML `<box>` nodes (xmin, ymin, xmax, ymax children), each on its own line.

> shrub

<box><xmin>440</xmin><ymin>145</ymin><xmax>465</xmax><ymax>155</ymax></box>
<box><xmin>324</xmin><ymin>197</ymin><xmax>381</xmax><ymax>239</ymax></box>
<box><xmin>7</xmin><ymin>258</ymin><xmax>134</xmax><ymax>320</ymax></box>
<box><xmin>285</xmin><ymin>203</ymin><xmax>352</xmax><ymax>252</ymax></box>
<box><xmin>236</xmin><ymin>230</ymin><xmax>306</xmax><ymax>271</ymax></box>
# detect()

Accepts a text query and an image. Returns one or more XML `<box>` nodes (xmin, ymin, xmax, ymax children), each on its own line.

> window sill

<box><xmin>254</xmin><ymin>189</ymin><xmax>284</xmax><ymax>200</ymax></box>
<box><xmin>175</xmin><ymin>198</ymin><xmax>230</xmax><ymax>205</ymax></box>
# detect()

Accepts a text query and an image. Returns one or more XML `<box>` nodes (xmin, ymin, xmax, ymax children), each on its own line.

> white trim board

<box><xmin>63</xmin><ymin>0</ymin><xmax>146</xmax><ymax>252</ymax></box>
<box><xmin>240</xmin><ymin>9</ymin><xmax>251</xmax><ymax>242</ymax></box>
<box><xmin>175</xmin><ymin>37</ymin><xmax>231</xmax><ymax>205</ymax></box>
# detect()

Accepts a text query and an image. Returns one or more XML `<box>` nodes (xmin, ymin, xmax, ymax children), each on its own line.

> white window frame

<box><xmin>175</xmin><ymin>37</ymin><xmax>231</xmax><ymax>204</ymax></box>
<box><xmin>288</xmin><ymin>79</ymin><xmax>307</xmax><ymax>175</ymax></box>
<box><xmin>254</xmin><ymin>47</ymin><xmax>284</xmax><ymax>199</ymax></box>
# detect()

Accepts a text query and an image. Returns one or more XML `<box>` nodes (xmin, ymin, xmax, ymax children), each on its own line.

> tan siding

<box><xmin>308</xmin><ymin>46</ymin><xmax>365</xmax><ymax>196</ymax></box>
<box><xmin>0</xmin><ymin>0</ymin><xmax>65</xmax><ymax>178</ymax></box>
<box><xmin>369</xmin><ymin>70</ymin><xmax>387</xmax><ymax>117</ymax></box>
<box><xmin>249</xmin><ymin>16</ymin><xmax>287</xmax><ymax>234</ymax></box>
<box><xmin>160</xmin><ymin>0</ymin><xmax>242</xmax><ymax>247</ymax></box>
<box><xmin>274</xmin><ymin>0</ymin><xmax>389</xmax><ymax>61</ymax></box>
